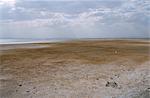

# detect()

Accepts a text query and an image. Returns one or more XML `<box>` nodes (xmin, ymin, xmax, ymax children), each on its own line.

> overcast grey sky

<box><xmin>0</xmin><ymin>0</ymin><xmax>149</xmax><ymax>39</ymax></box>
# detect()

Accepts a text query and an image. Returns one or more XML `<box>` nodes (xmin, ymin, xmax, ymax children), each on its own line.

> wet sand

<box><xmin>0</xmin><ymin>39</ymin><xmax>150</xmax><ymax>98</ymax></box>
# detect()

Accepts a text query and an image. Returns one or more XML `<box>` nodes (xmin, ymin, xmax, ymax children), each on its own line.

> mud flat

<box><xmin>0</xmin><ymin>39</ymin><xmax>150</xmax><ymax>98</ymax></box>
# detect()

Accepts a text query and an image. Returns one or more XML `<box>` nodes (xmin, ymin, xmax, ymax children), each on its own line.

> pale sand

<box><xmin>0</xmin><ymin>40</ymin><xmax>150</xmax><ymax>98</ymax></box>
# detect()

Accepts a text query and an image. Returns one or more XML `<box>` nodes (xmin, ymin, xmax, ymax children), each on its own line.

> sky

<box><xmin>0</xmin><ymin>0</ymin><xmax>150</xmax><ymax>39</ymax></box>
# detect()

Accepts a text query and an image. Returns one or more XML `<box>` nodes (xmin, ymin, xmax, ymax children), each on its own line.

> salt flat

<box><xmin>0</xmin><ymin>39</ymin><xmax>150</xmax><ymax>98</ymax></box>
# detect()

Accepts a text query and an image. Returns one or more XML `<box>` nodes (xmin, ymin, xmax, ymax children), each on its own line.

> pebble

<box><xmin>106</xmin><ymin>81</ymin><xmax>118</xmax><ymax>88</ymax></box>
<box><xmin>18</xmin><ymin>84</ymin><xmax>22</xmax><ymax>87</ymax></box>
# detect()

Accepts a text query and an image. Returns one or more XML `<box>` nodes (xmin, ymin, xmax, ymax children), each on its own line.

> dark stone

<box><xmin>115</xmin><ymin>74</ymin><xmax>119</xmax><ymax>78</ymax></box>
<box><xmin>18</xmin><ymin>84</ymin><xmax>22</xmax><ymax>87</ymax></box>
<box><xmin>106</xmin><ymin>81</ymin><xmax>118</xmax><ymax>88</ymax></box>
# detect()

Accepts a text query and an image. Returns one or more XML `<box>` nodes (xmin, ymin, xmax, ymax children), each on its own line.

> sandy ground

<box><xmin>0</xmin><ymin>39</ymin><xmax>150</xmax><ymax>98</ymax></box>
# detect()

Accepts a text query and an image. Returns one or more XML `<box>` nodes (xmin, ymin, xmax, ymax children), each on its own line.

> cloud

<box><xmin>0</xmin><ymin>0</ymin><xmax>149</xmax><ymax>38</ymax></box>
<box><xmin>0</xmin><ymin>0</ymin><xmax>16</xmax><ymax>7</ymax></box>
<box><xmin>0</xmin><ymin>9</ymin><xmax>104</xmax><ymax>28</ymax></box>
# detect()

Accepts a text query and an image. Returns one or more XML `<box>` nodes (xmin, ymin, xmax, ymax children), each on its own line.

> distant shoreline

<box><xmin>0</xmin><ymin>38</ymin><xmax>149</xmax><ymax>45</ymax></box>
<box><xmin>0</xmin><ymin>39</ymin><xmax>149</xmax><ymax>51</ymax></box>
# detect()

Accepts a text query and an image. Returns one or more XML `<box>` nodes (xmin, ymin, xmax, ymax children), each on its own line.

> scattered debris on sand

<box><xmin>106</xmin><ymin>81</ymin><xmax>118</xmax><ymax>88</ymax></box>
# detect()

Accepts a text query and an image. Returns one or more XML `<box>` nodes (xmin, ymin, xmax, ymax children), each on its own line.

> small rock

<box><xmin>115</xmin><ymin>74</ymin><xmax>119</xmax><ymax>78</ymax></box>
<box><xmin>147</xmin><ymin>87</ymin><xmax>150</xmax><ymax>91</ymax></box>
<box><xmin>106</xmin><ymin>81</ymin><xmax>118</xmax><ymax>88</ymax></box>
<box><xmin>18</xmin><ymin>84</ymin><xmax>22</xmax><ymax>87</ymax></box>
<box><xmin>26</xmin><ymin>90</ymin><xmax>30</xmax><ymax>93</ymax></box>
<box><xmin>96</xmin><ymin>78</ymin><xmax>99</xmax><ymax>80</ymax></box>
